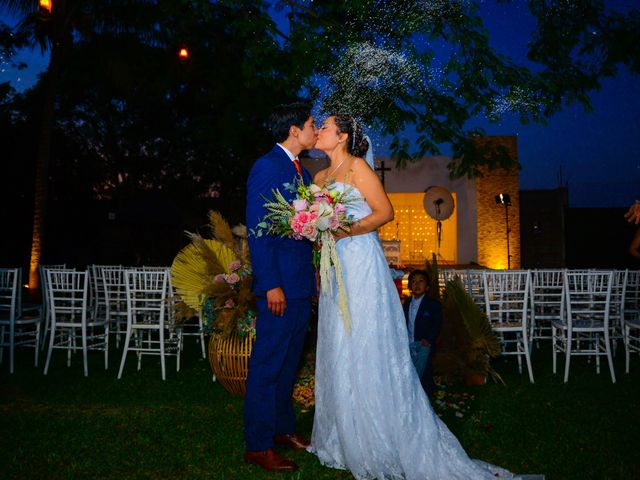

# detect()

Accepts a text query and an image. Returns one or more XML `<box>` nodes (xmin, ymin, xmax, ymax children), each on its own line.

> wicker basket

<box><xmin>208</xmin><ymin>331</ymin><xmax>255</xmax><ymax>395</ymax></box>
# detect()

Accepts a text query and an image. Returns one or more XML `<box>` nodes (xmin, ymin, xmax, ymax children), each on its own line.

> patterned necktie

<box><xmin>293</xmin><ymin>159</ymin><xmax>302</xmax><ymax>177</ymax></box>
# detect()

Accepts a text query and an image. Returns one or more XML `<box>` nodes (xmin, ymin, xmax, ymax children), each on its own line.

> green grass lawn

<box><xmin>1</xmin><ymin>340</ymin><xmax>639</xmax><ymax>479</ymax></box>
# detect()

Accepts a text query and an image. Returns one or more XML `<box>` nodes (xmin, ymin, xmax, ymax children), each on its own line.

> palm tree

<box><xmin>1</xmin><ymin>0</ymin><xmax>67</xmax><ymax>297</ymax></box>
<box><xmin>0</xmin><ymin>0</ymin><xmax>155</xmax><ymax>298</ymax></box>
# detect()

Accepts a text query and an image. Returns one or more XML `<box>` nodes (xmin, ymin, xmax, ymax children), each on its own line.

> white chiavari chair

<box><xmin>467</xmin><ymin>270</ymin><xmax>486</xmax><ymax>312</ymax></box>
<box><xmin>89</xmin><ymin>265</ymin><xmax>122</xmax><ymax>319</ymax></box>
<box><xmin>39</xmin><ymin>264</ymin><xmax>67</xmax><ymax>350</ymax></box>
<box><xmin>44</xmin><ymin>269</ymin><xmax>109</xmax><ymax>376</ymax></box>
<box><xmin>101</xmin><ymin>266</ymin><xmax>128</xmax><ymax>349</ymax></box>
<box><xmin>609</xmin><ymin>269</ymin><xmax>628</xmax><ymax>355</ymax></box>
<box><xmin>552</xmin><ymin>270</ymin><xmax>615</xmax><ymax>383</ymax></box>
<box><xmin>624</xmin><ymin>270</ymin><xmax>640</xmax><ymax>372</ymax></box>
<box><xmin>530</xmin><ymin>269</ymin><xmax>565</xmax><ymax>346</ymax></box>
<box><xmin>0</xmin><ymin>268</ymin><xmax>41</xmax><ymax>373</ymax></box>
<box><xmin>118</xmin><ymin>268</ymin><xmax>181</xmax><ymax>380</ymax></box>
<box><xmin>483</xmin><ymin>270</ymin><xmax>534</xmax><ymax>383</ymax></box>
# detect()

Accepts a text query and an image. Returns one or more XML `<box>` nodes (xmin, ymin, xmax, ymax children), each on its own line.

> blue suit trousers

<box><xmin>243</xmin><ymin>297</ymin><xmax>311</xmax><ymax>451</ymax></box>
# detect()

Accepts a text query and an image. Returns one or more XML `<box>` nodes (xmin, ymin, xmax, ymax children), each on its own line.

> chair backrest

<box><xmin>466</xmin><ymin>270</ymin><xmax>486</xmax><ymax>308</ymax></box>
<box><xmin>609</xmin><ymin>270</ymin><xmax>628</xmax><ymax>322</ymax></box>
<box><xmin>0</xmin><ymin>268</ymin><xmax>19</xmax><ymax>322</ymax></box>
<box><xmin>40</xmin><ymin>264</ymin><xmax>67</xmax><ymax>314</ymax></box>
<box><xmin>563</xmin><ymin>271</ymin><xmax>612</xmax><ymax>328</ymax></box>
<box><xmin>531</xmin><ymin>269</ymin><xmax>565</xmax><ymax>319</ymax></box>
<box><xmin>89</xmin><ymin>265</ymin><xmax>121</xmax><ymax>313</ymax></box>
<box><xmin>46</xmin><ymin>269</ymin><xmax>89</xmax><ymax>325</ymax></box>
<box><xmin>124</xmin><ymin>269</ymin><xmax>169</xmax><ymax>326</ymax></box>
<box><xmin>102</xmin><ymin>267</ymin><xmax>127</xmax><ymax>317</ymax></box>
<box><xmin>483</xmin><ymin>270</ymin><xmax>531</xmax><ymax>326</ymax></box>
<box><xmin>625</xmin><ymin>270</ymin><xmax>640</xmax><ymax>321</ymax></box>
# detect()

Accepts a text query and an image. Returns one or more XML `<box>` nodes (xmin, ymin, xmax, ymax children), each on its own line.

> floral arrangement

<box><xmin>292</xmin><ymin>352</ymin><xmax>316</xmax><ymax>412</ymax></box>
<box><xmin>254</xmin><ymin>178</ymin><xmax>359</xmax><ymax>331</ymax></box>
<box><xmin>432</xmin><ymin>387</ymin><xmax>475</xmax><ymax>419</ymax></box>
<box><xmin>171</xmin><ymin>211</ymin><xmax>256</xmax><ymax>338</ymax></box>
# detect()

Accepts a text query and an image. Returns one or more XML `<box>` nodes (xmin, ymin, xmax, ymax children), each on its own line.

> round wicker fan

<box><xmin>171</xmin><ymin>239</ymin><xmax>237</xmax><ymax>310</ymax></box>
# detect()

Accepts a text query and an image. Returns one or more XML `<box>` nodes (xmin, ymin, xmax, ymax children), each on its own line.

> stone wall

<box><xmin>474</xmin><ymin>136</ymin><xmax>521</xmax><ymax>269</ymax></box>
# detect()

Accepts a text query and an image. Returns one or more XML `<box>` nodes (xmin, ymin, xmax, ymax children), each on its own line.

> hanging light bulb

<box><xmin>178</xmin><ymin>47</ymin><xmax>189</xmax><ymax>62</ymax></box>
<box><xmin>39</xmin><ymin>0</ymin><xmax>52</xmax><ymax>14</ymax></box>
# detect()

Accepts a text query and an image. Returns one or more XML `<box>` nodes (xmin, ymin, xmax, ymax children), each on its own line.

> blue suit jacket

<box><xmin>246</xmin><ymin>146</ymin><xmax>314</xmax><ymax>299</ymax></box>
<box><xmin>403</xmin><ymin>295</ymin><xmax>443</xmax><ymax>345</ymax></box>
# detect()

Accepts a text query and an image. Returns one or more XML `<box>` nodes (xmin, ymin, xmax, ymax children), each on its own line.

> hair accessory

<box><xmin>351</xmin><ymin>118</ymin><xmax>357</xmax><ymax>151</ymax></box>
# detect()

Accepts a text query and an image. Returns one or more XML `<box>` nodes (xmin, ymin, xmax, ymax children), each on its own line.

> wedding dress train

<box><xmin>308</xmin><ymin>183</ymin><xmax>513</xmax><ymax>480</ymax></box>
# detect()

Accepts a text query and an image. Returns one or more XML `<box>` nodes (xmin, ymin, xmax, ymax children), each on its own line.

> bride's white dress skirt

<box><xmin>308</xmin><ymin>183</ymin><xmax>513</xmax><ymax>480</ymax></box>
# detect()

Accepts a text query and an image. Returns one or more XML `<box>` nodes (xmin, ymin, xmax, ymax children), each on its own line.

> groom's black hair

<box><xmin>269</xmin><ymin>102</ymin><xmax>312</xmax><ymax>143</ymax></box>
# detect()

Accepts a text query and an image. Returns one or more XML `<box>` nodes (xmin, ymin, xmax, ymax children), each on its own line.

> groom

<box><xmin>244</xmin><ymin>102</ymin><xmax>317</xmax><ymax>472</ymax></box>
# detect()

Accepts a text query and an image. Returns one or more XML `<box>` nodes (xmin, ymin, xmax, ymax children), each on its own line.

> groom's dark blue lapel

<box><xmin>270</xmin><ymin>145</ymin><xmax>308</xmax><ymax>184</ymax></box>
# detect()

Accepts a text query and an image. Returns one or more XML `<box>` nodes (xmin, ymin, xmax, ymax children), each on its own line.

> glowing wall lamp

<box><xmin>495</xmin><ymin>193</ymin><xmax>512</xmax><ymax>269</ymax></box>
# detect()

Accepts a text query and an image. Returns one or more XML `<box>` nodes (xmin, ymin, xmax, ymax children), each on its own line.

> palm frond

<box><xmin>208</xmin><ymin>210</ymin><xmax>235</xmax><ymax>252</ymax></box>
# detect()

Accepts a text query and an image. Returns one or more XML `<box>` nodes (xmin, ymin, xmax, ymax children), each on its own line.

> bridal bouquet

<box><xmin>254</xmin><ymin>178</ymin><xmax>358</xmax><ymax>331</ymax></box>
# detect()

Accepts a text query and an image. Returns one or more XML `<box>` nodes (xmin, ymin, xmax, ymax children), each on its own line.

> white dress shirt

<box><xmin>276</xmin><ymin>143</ymin><xmax>298</xmax><ymax>162</ymax></box>
<box><xmin>408</xmin><ymin>294</ymin><xmax>424</xmax><ymax>341</ymax></box>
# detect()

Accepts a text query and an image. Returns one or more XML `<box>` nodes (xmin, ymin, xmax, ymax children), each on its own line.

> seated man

<box><xmin>403</xmin><ymin>269</ymin><xmax>442</xmax><ymax>397</ymax></box>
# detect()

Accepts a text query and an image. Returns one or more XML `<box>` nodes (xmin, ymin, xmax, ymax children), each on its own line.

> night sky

<box><xmin>1</xmin><ymin>2</ymin><xmax>638</xmax><ymax>208</ymax></box>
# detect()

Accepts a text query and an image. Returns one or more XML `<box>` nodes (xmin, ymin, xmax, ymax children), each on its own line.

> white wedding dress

<box><xmin>309</xmin><ymin>183</ymin><xmax>513</xmax><ymax>480</ymax></box>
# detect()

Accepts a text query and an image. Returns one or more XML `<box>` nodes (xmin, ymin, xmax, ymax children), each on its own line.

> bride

<box><xmin>308</xmin><ymin>114</ymin><xmax>513</xmax><ymax>479</ymax></box>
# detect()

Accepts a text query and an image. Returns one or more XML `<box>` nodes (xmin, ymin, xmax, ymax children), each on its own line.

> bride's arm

<box><xmin>345</xmin><ymin>158</ymin><xmax>394</xmax><ymax>236</ymax></box>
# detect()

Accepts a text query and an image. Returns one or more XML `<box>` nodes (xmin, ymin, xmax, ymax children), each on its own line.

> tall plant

<box><xmin>433</xmin><ymin>276</ymin><xmax>502</xmax><ymax>385</ymax></box>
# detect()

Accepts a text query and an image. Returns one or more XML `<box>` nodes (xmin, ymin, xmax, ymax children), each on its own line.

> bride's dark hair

<box><xmin>332</xmin><ymin>114</ymin><xmax>369</xmax><ymax>158</ymax></box>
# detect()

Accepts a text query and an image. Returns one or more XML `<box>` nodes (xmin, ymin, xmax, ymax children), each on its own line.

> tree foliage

<box><xmin>282</xmin><ymin>0</ymin><xmax>640</xmax><ymax>175</ymax></box>
<box><xmin>1</xmin><ymin>0</ymin><xmax>639</xmax><ymax>210</ymax></box>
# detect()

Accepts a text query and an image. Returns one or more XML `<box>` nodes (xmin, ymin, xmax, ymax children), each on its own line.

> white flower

<box><xmin>316</xmin><ymin>215</ymin><xmax>331</xmax><ymax>231</ymax></box>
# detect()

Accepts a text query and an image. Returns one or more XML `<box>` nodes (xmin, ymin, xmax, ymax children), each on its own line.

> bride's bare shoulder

<box><xmin>350</xmin><ymin>156</ymin><xmax>376</xmax><ymax>175</ymax></box>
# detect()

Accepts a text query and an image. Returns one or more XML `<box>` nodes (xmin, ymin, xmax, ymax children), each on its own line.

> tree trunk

<box><xmin>28</xmin><ymin>40</ymin><xmax>63</xmax><ymax>300</ymax></box>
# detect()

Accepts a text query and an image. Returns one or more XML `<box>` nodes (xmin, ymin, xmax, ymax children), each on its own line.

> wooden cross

<box><xmin>375</xmin><ymin>160</ymin><xmax>391</xmax><ymax>187</ymax></box>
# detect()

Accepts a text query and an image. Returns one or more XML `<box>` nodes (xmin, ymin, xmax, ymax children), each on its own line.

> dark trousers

<box><xmin>244</xmin><ymin>297</ymin><xmax>310</xmax><ymax>451</ymax></box>
<box><xmin>420</xmin><ymin>350</ymin><xmax>436</xmax><ymax>397</ymax></box>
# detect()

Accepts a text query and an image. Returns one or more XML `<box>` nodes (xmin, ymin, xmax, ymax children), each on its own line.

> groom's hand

<box><xmin>267</xmin><ymin>287</ymin><xmax>287</xmax><ymax>316</ymax></box>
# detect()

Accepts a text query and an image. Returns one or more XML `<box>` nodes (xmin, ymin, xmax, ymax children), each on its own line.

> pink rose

<box><xmin>301</xmin><ymin>223</ymin><xmax>318</xmax><ymax>241</ymax></box>
<box><xmin>228</xmin><ymin>260</ymin><xmax>241</xmax><ymax>271</ymax></box>
<box><xmin>224</xmin><ymin>298</ymin><xmax>235</xmax><ymax>308</ymax></box>
<box><xmin>290</xmin><ymin>217</ymin><xmax>304</xmax><ymax>233</ymax></box>
<box><xmin>214</xmin><ymin>274</ymin><xmax>226</xmax><ymax>283</ymax></box>
<box><xmin>295</xmin><ymin>211</ymin><xmax>312</xmax><ymax>225</ymax></box>
<box><xmin>333</xmin><ymin>203</ymin><xmax>346</xmax><ymax>215</ymax></box>
<box><xmin>292</xmin><ymin>199</ymin><xmax>308</xmax><ymax>212</ymax></box>
<box><xmin>227</xmin><ymin>273</ymin><xmax>240</xmax><ymax>284</ymax></box>
<box><xmin>329</xmin><ymin>214</ymin><xmax>340</xmax><ymax>231</ymax></box>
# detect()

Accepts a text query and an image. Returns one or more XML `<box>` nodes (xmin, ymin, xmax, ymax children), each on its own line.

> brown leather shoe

<box><xmin>244</xmin><ymin>448</ymin><xmax>298</xmax><ymax>471</ymax></box>
<box><xmin>273</xmin><ymin>433</ymin><xmax>311</xmax><ymax>450</ymax></box>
